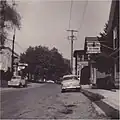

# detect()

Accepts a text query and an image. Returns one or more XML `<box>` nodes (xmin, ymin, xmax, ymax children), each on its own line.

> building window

<box><xmin>113</xmin><ymin>27</ymin><xmax>117</xmax><ymax>49</ymax></box>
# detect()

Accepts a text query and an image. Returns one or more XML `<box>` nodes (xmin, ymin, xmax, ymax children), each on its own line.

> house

<box><xmin>0</xmin><ymin>46</ymin><xmax>19</xmax><ymax>75</ymax></box>
<box><xmin>0</xmin><ymin>46</ymin><xmax>20</xmax><ymax>87</ymax></box>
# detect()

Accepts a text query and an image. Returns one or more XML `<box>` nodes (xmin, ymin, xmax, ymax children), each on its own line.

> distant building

<box><xmin>73</xmin><ymin>50</ymin><xmax>88</xmax><ymax>79</ymax></box>
<box><xmin>18</xmin><ymin>63</ymin><xmax>28</xmax><ymax>78</ymax></box>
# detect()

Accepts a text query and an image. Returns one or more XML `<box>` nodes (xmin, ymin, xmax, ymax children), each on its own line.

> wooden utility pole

<box><xmin>11</xmin><ymin>0</ymin><xmax>16</xmax><ymax>75</ymax></box>
<box><xmin>67</xmin><ymin>30</ymin><xmax>78</xmax><ymax>74</ymax></box>
<box><xmin>11</xmin><ymin>28</ymin><xmax>16</xmax><ymax>75</ymax></box>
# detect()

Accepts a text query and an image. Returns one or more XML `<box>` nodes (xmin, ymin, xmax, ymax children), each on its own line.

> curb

<box><xmin>81</xmin><ymin>89</ymin><xmax>120</xmax><ymax>119</ymax></box>
<box><xmin>81</xmin><ymin>89</ymin><xmax>104</xmax><ymax>101</ymax></box>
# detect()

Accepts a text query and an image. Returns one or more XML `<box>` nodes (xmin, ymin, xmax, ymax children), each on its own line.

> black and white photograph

<box><xmin>0</xmin><ymin>0</ymin><xmax>119</xmax><ymax>119</ymax></box>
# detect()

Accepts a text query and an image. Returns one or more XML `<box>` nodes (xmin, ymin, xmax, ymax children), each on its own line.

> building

<box><xmin>0</xmin><ymin>46</ymin><xmax>20</xmax><ymax>74</ymax></box>
<box><xmin>74</xmin><ymin>50</ymin><xmax>89</xmax><ymax>84</ymax></box>
<box><xmin>106</xmin><ymin>0</ymin><xmax>119</xmax><ymax>87</ymax></box>
<box><xmin>17</xmin><ymin>63</ymin><xmax>28</xmax><ymax>78</ymax></box>
<box><xmin>82</xmin><ymin>0</ymin><xmax>119</xmax><ymax>88</ymax></box>
<box><xmin>84</xmin><ymin>37</ymin><xmax>101</xmax><ymax>85</ymax></box>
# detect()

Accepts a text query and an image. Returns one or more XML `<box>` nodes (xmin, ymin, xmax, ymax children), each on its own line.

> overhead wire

<box><xmin>68</xmin><ymin>0</ymin><xmax>73</xmax><ymax>30</ymax></box>
<box><xmin>77</xmin><ymin>0</ymin><xmax>88</xmax><ymax>38</ymax></box>
<box><xmin>6</xmin><ymin>38</ymin><xmax>25</xmax><ymax>53</ymax></box>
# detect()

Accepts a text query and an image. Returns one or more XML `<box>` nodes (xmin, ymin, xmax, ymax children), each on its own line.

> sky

<box><xmin>7</xmin><ymin>0</ymin><xmax>112</xmax><ymax>59</ymax></box>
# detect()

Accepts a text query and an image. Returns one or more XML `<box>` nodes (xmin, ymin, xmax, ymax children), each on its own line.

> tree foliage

<box><xmin>20</xmin><ymin>45</ymin><xmax>71</xmax><ymax>81</ymax></box>
<box><xmin>97</xmin><ymin>22</ymin><xmax>109</xmax><ymax>52</ymax></box>
<box><xmin>0</xmin><ymin>0</ymin><xmax>21</xmax><ymax>46</ymax></box>
<box><xmin>94</xmin><ymin>22</ymin><xmax>114</xmax><ymax>73</ymax></box>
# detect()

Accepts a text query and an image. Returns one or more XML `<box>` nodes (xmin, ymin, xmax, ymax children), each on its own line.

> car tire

<box><xmin>61</xmin><ymin>89</ymin><xmax>65</xmax><ymax>93</ymax></box>
<box><xmin>19</xmin><ymin>83</ymin><xmax>22</xmax><ymax>88</ymax></box>
<box><xmin>23</xmin><ymin>84</ymin><xmax>27</xmax><ymax>87</ymax></box>
<box><xmin>76</xmin><ymin>88</ymin><xmax>81</xmax><ymax>92</ymax></box>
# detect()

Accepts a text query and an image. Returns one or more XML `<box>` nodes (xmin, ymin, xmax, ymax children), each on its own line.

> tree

<box><xmin>94</xmin><ymin>22</ymin><xmax>114</xmax><ymax>73</ymax></box>
<box><xmin>0</xmin><ymin>0</ymin><xmax>21</xmax><ymax>46</ymax></box>
<box><xmin>97</xmin><ymin>23</ymin><xmax>108</xmax><ymax>52</ymax></box>
<box><xmin>97</xmin><ymin>22</ymin><xmax>114</xmax><ymax>53</ymax></box>
<box><xmin>20</xmin><ymin>45</ymin><xmax>71</xmax><ymax>81</ymax></box>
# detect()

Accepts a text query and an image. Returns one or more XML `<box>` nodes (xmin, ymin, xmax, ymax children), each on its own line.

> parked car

<box><xmin>8</xmin><ymin>76</ymin><xmax>27</xmax><ymax>87</ymax></box>
<box><xmin>61</xmin><ymin>74</ymin><xmax>81</xmax><ymax>93</ymax></box>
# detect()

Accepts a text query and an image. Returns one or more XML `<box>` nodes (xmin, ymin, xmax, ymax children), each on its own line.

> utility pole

<box><xmin>11</xmin><ymin>0</ymin><xmax>16</xmax><ymax>76</ymax></box>
<box><xmin>11</xmin><ymin>28</ymin><xmax>16</xmax><ymax>75</ymax></box>
<box><xmin>67</xmin><ymin>30</ymin><xmax>78</xmax><ymax>74</ymax></box>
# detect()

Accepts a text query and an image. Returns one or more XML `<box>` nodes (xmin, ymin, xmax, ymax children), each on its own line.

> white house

<box><xmin>0</xmin><ymin>47</ymin><xmax>19</xmax><ymax>72</ymax></box>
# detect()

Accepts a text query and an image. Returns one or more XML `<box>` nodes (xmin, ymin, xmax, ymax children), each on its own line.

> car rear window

<box><xmin>12</xmin><ymin>76</ymin><xmax>21</xmax><ymax>79</ymax></box>
<box><xmin>63</xmin><ymin>76</ymin><xmax>78</xmax><ymax>81</ymax></box>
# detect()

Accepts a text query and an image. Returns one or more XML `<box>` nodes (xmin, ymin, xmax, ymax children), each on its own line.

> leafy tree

<box><xmin>97</xmin><ymin>23</ymin><xmax>109</xmax><ymax>53</ymax></box>
<box><xmin>20</xmin><ymin>45</ymin><xmax>71</xmax><ymax>81</ymax></box>
<box><xmin>94</xmin><ymin>22</ymin><xmax>114</xmax><ymax>73</ymax></box>
<box><xmin>0</xmin><ymin>0</ymin><xmax>21</xmax><ymax>46</ymax></box>
<box><xmin>97</xmin><ymin>22</ymin><xmax>114</xmax><ymax>53</ymax></box>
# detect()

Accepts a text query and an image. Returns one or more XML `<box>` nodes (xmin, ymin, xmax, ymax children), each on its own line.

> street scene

<box><xmin>0</xmin><ymin>0</ymin><xmax>119</xmax><ymax>119</ymax></box>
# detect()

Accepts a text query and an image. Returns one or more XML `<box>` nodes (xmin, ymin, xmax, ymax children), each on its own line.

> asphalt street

<box><xmin>0</xmin><ymin>83</ymin><xmax>109</xmax><ymax>119</ymax></box>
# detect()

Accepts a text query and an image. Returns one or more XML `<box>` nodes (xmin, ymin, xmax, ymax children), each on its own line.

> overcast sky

<box><xmin>7</xmin><ymin>0</ymin><xmax>112</xmax><ymax>59</ymax></box>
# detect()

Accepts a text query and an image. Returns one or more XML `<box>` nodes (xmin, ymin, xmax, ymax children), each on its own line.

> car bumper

<box><xmin>62</xmin><ymin>86</ymin><xmax>81</xmax><ymax>90</ymax></box>
<box><xmin>8</xmin><ymin>82</ymin><xmax>20</xmax><ymax>86</ymax></box>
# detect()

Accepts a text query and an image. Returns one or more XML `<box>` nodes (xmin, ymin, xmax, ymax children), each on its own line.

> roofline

<box><xmin>107</xmin><ymin>0</ymin><xmax>117</xmax><ymax>33</ymax></box>
<box><xmin>73</xmin><ymin>50</ymin><xmax>85</xmax><ymax>57</ymax></box>
<box><xmin>85</xmin><ymin>37</ymin><xmax>98</xmax><ymax>41</ymax></box>
<box><xmin>84</xmin><ymin>37</ymin><xmax>99</xmax><ymax>51</ymax></box>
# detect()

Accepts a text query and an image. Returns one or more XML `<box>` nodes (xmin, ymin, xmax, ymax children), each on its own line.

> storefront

<box><xmin>84</xmin><ymin>37</ymin><xmax>101</xmax><ymax>86</ymax></box>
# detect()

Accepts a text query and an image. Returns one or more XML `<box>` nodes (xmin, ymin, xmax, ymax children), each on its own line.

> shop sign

<box><xmin>86</xmin><ymin>41</ymin><xmax>101</xmax><ymax>54</ymax></box>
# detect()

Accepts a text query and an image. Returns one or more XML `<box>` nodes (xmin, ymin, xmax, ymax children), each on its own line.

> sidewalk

<box><xmin>81</xmin><ymin>85</ymin><xmax>120</xmax><ymax>119</ymax></box>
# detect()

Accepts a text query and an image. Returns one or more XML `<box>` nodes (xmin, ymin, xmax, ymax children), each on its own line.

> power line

<box><xmin>68</xmin><ymin>0</ymin><xmax>73</xmax><ymax>29</ymax></box>
<box><xmin>77</xmin><ymin>0</ymin><xmax>88</xmax><ymax>37</ymax></box>
<box><xmin>6</xmin><ymin>38</ymin><xmax>25</xmax><ymax>52</ymax></box>
<box><xmin>14</xmin><ymin>41</ymin><xmax>25</xmax><ymax>52</ymax></box>
<box><xmin>67</xmin><ymin>0</ymin><xmax>88</xmax><ymax>73</ymax></box>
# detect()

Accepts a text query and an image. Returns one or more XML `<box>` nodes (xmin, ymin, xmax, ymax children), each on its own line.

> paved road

<box><xmin>0</xmin><ymin>83</ymin><xmax>109</xmax><ymax>119</ymax></box>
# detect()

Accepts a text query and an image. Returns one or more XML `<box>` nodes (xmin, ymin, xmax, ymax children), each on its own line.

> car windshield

<box><xmin>63</xmin><ymin>76</ymin><xmax>78</xmax><ymax>81</ymax></box>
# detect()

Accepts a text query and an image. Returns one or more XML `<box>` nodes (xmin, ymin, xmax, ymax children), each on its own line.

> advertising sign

<box><xmin>86</xmin><ymin>41</ymin><xmax>101</xmax><ymax>54</ymax></box>
<box><xmin>77</xmin><ymin>61</ymin><xmax>88</xmax><ymax>67</ymax></box>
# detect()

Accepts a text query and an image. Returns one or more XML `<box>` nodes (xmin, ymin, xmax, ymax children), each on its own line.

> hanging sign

<box><xmin>86</xmin><ymin>41</ymin><xmax>101</xmax><ymax>54</ymax></box>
